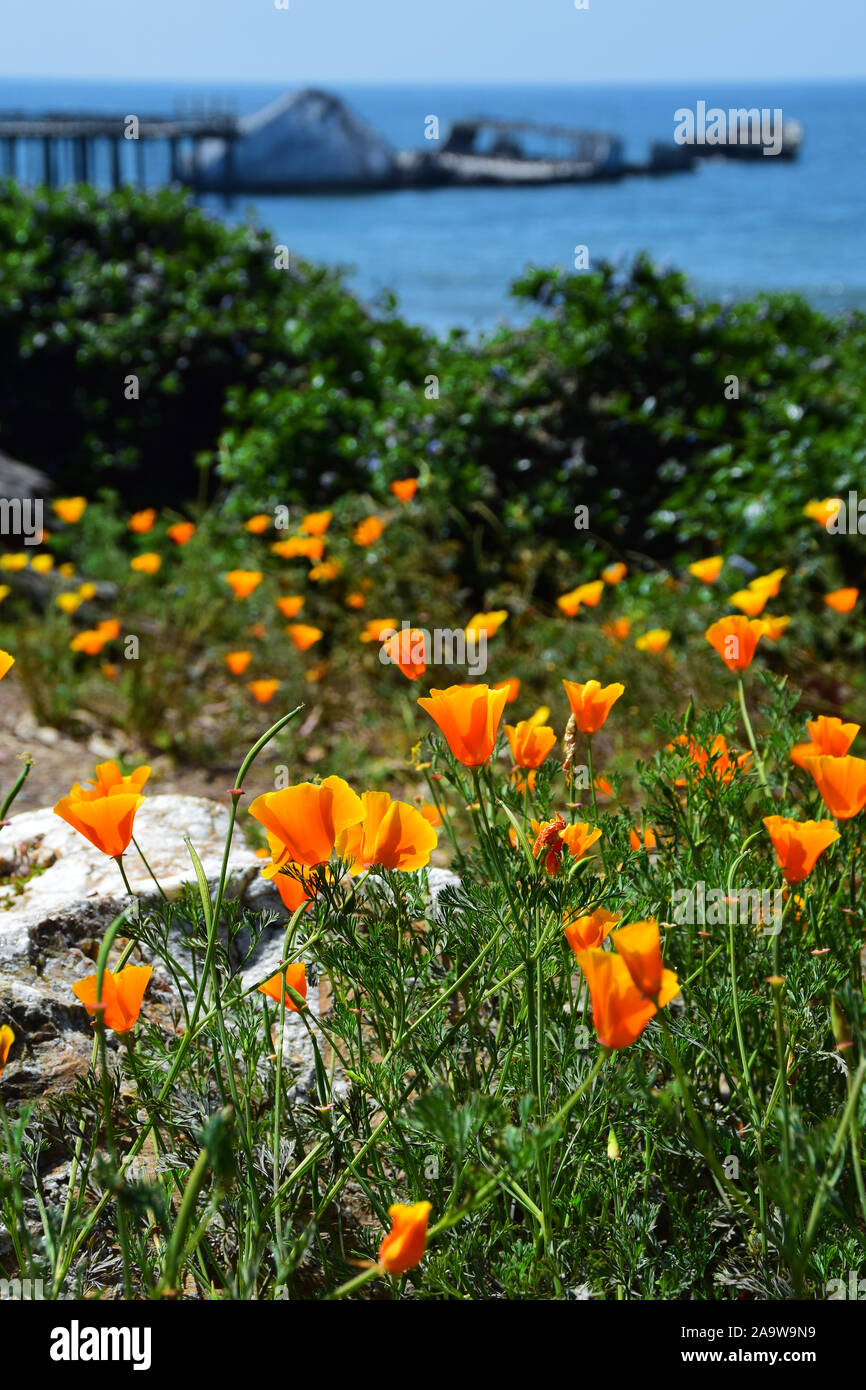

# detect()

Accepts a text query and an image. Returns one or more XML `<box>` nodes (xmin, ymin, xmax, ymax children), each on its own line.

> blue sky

<box><xmin>4</xmin><ymin>0</ymin><xmax>865</xmax><ymax>84</ymax></box>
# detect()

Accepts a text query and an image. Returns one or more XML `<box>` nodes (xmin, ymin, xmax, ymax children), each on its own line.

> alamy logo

<box><xmin>0</xmin><ymin>496</ymin><xmax>43</xmax><ymax>545</ymax></box>
<box><xmin>674</xmin><ymin>103</ymin><xmax>785</xmax><ymax>157</ymax></box>
<box><xmin>671</xmin><ymin>882</ymin><xmax>782</xmax><ymax>935</ymax></box>
<box><xmin>0</xmin><ymin>1277</ymin><xmax>44</xmax><ymax>1299</ymax></box>
<box><xmin>825</xmin><ymin>491</ymin><xmax>866</xmax><ymax>534</ymax></box>
<box><xmin>826</xmin><ymin>1271</ymin><xmax>866</xmax><ymax>1299</ymax></box>
<box><xmin>49</xmin><ymin>1320</ymin><xmax>152</xmax><ymax>1371</ymax></box>
<box><xmin>378</xmin><ymin>622</ymin><xmax>488</xmax><ymax>677</ymax></box>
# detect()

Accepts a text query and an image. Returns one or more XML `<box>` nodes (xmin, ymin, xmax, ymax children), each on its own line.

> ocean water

<box><xmin>1</xmin><ymin>77</ymin><xmax>864</xmax><ymax>334</ymax></box>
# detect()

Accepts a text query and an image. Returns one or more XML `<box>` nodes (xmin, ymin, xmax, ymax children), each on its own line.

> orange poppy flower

<box><xmin>574</xmin><ymin>580</ymin><xmax>605</xmax><ymax>608</ymax></box>
<box><xmin>73</xmin><ymin>965</ymin><xmax>153</xmax><ymax>1034</ymax></box>
<box><xmin>247</xmin><ymin>679</ymin><xmax>280</xmax><ymax>704</ymax></box>
<box><xmin>54</xmin><ymin>788</ymin><xmax>144</xmax><ymax>857</ymax></box>
<box><xmin>762</xmin><ymin>816</ymin><xmax>840</xmax><ymax>883</ymax></box>
<box><xmin>225</xmin><ymin>569</ymin><xmax>263</xmax><ymax>599</ymax></box>
<box><xmin>346</xmin><ymin>592</ymin><xmax>366</xmax><ymax>609</ymax></box>
<box><xmin>52</xmin><ymin>497</ymin><xmax>87</xmax><ymax>524</ymax></box>
<box><xmin>791</xmin><ymin>715</ymin><xmax>859</xmax><ymax>768</ymax></box>
<box><xmin>493</xmin><ymin>676</ymin><xmax>521</xmax><ymax>703</ymax></box>
<box><xmin>130</xmin><ymin>553</ymin><xmax>161</xmax><ymax>575</ymax></box>
<box><xmin>353</xmin><ymin>516</ymin><xmax>385</xmax><ymax>547</ymax></box>
<box><xmin>378</xmin><ymin>1201</ymin><xmax>432</xmax><ymax>1275</ymax></box>
<box><xmin>729</xmin><ymin>587</ymin><xmax>769</xmax><ymax>617</ymax></box>
<box><xmin>758</xmin><ymin>615</ymin><xmax>790</xmax><ymax>642</ymax></box>
<box><xmin>128</xmin><ymin>508</ymin><xmax>157</xmax><ymax>534</ymax></box>
<box><xmin>629</xmin><ymin>825</ymin><xmax>657</xmax><ymax>851</ymax></box>
<box><xmin>31</xmin><ymin>554</ymin><xmax>53</xmax><ymax>573</ymax></box>
<box><xmin>557</xmin><ymin>588</ymin><xmax>583</xmax><ymax>618</ymax></box>
<box><xmin>271</xmin><ymin>537</ymin><xmax>324</xmax><ymax>561</ymax></box>
<box><xmin>166</xmin><ymin>521</ymin><xmax>196</xmax><ymax>546</ymax></box>
<box><xmin>258</xmin><ymin>963</ymin><xmax>307</xmax><ymax>1011</ymax></box>
<box><xmin>562</xmin><ymin>679</ymin><xmax>625</xmax><ymax>735</ymax></box>
<box><xmin>298</xmin><ymin>510</ymin><xmax>333</xmax><ymax>536</ymax></box>
<box><xmin>575</xmin><ymin>919</ymin><xmax>678</xmax><ymax>1049</ymax></box>
<box><xmin>101</xmin><ymin>664</ymin><xmax>118</xmax><ymax>681</ymax></box>
<box><xmin>806</xmin><ymin>755</ymin><xmax>866</xmax><ymax>820</ymax></box>
<box><xmin>335</xmin><ymin>791</ymin><xmax>438</xmax><ymax>874</ymax></box>
<box><xmin>465</xmin><ymin>610</ymin><xmax>508</xmax><ymax>640</ymax></box>
<box><xmin>635</xmin><ymin>628</ymin><xmax>670</xmax><ymax>654</ymax></box>
<box><xmin>69</xmin><ymin>630</ymin><xmax>107</xmax><ymax>655</ymax></box>
<box><xmin>601</xmin><ymin>617</ymin><xmax>631</xmax><ymax>642</ymax></box>
<box><xmin>564</xmin><ymin>906</ymin><xmax>621</xmax><ymax>954</ymax></box>
<box><xmin>309</xmin><ymin>559</ymin><xmax>341</xmax><ymax>582</ymax></box>
<box><xmin>262</xmin><ymin>833</ymin><xmax>319</xmax><ymax>912</ymax></box>
<box><xmin>0</xmin><ymin>1023</ymin><xmax>13</xmax><ymax>1074</ymax></box>
<box><xmin>275</xmin><ymin>595</ymin><xmax>305</xmax><ymax>619</ymax></box>
<box><xmin>0</xmin><ymin>553</ymin><xmax>27</xmax><ymax>571</ymax></box>
<box><xmin>287</xmin><ymin>624</ymin><xmax>323</xmax><ymax>652</ymax></box>
<box><xmin>77</xmin><ymin>581</ymin><xmax>97</xmax><ymax>600</ymax></box>
<box><xmin>825</xmin><ymin>588</ymin><xmax>858</xmax><ymax>613</ymax></box>
<box><xmin>803</xmin><ymin>498</ymin><xmax>841</xmax><ymax>528</ymax></box>
<box><xmin>532</xmin><ymin>815</ymin><xmax>601</xmax><ymax>875</ymax></box>
<box><xmin>382</xmin><ymin>627</ymin><xmax>427</xmax><ymax>681</ymax></box>
<box><xmin>417</xmin><ymin>683</ymin><xmax>509</xmax><ymax>766</ymax></box>
<box><xmin>505</xmin><ymin>721</ymin><xmax>556</xmax><ymax>769</ymax></box>
<box><xmin>704</xmin><ymin>615</ymin><xmax>763</xmax><ymax>671</ymax></box>
<box><xmin>0</xmin><ymin>649</ymin><xmax>16</xmax><ymax>680</ymax></box>
<box><xmin>669</xmin><ymin>733</ymin><xmax>751</xmax><ymax>787</ymax></box>
<box><xmin>749</xmin><ymin>568</ymin><xmax>787</xmax><ymax>599</ymax></box>
<box><xmin>250</xmin><ymin>776</ymin><xmax>365</xmax><ymax>869</ymax></box>
<box><xmin>418</xmin><ymin>802</ymin><xmax>443</xmax><ymax>828</ymax></box>
<box><xmin>244</xmin><ymin>514</ymin><xmax>271</xmax><ymax>534</ymax></box>
<box><xmin>361</xmin><ymin>617</ymin><xmax>398</xmax><ymax>644</ymax></box>
<box><xmin>594</xmin><ymin>774</ymin><xmax>614</xmax><ymax>797</ymax></box>
<box><xmin>389</xmin><ymin>478</ymin><xmax>418</xmax><ymax>502</ymax></box>
<box><xmin>97</xmin><ymin>619</ymin><xmax>121</xmax><ymax>641</ymax></box>
<box><xmin>602</xmin><ymin>562</ymin><xmax>627</xmax><ymax>585</ymax></box>
<box><xmin>225</xmin><ymin>650</ymin><xmax>252</xmax><ymax>675</ymax></box>
<box><xmin>77</xmin><ymin>760</ymin><xmax>150</xmax><ymax>798</ymax></box>
<box><xmin>688</xmin><ymin>556</ymin><xmax>723</xmax><ymax>583</ymax></box>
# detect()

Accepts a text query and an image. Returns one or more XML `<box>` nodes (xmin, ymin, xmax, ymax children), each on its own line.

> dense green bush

<box><xmin>1</xmin><ymin>185</ymin><xmax>863</xmax><ymax>577</ymax></box>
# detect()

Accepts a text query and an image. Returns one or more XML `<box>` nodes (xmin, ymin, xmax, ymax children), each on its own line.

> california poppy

<box><xmin>803</xmin><ymin>498</ymin><xmax>841</xmax><ymax>528</ymax></box>
<box><xmin>346</xmin><ymin>592</ymin><xmax>366</xmax><ymax>609</ymax></box>
<box><xmin>505</xmin><ymin>721</ymin><xmax>556</xmax><ymax>769</ymax></box>
<box><xmin>729</xmin><ymin>588</ymin><xmax>769</xmax><ymax>617</ymax></box>
<box><xmin>353</xmin><ymin>516</ymin><xmax>385</xmax><ymax>547</ymax></box>
<box><xmin>271</xmin><ymin>537</ymin><xmax>324</xmax><ymax>561</ymax></box>
<box><xmin>225</xmin><ymin>651</ymin><xmax>252</xmax><ymax>675</ymax></box>
<box><xmin>361</xmin><ymin>617</ymin><xmax>398</xmax><ymax>644</ymax></box>
<box><xmin>70</xmin><ymin>630</ymin><xmax>107</xmax><ymax>656</ymax></box>
<box><xmin>0</xmin><ymin>649</ymin><xmax>15</xmax><ymax>680</ymax></box>
<box><xmin>688</xmin><ymin>556</ymin><xmax>723</xmax><ymax>583</ymax></box>
<box><xmin>258</xmin><ymin>962</ymin><xmax>307</xmax><ymax>1010</ymax></box>
<box><xmin>382</xmin><ymin>628</ymin><xmax>427</xmax><ymax>681</ymax></box>
<box><xmin>298</xmin><ymin>510</ymin><xmax>333</xmax><ymax>536</ymax></box>
<box><xmin>749</xmin><ymin>568</ymin><xmax>787</xmax><ymax>599</ymax></box>
<box><xmin>602</xmin><ymin>562</ymin><xmax>627</xmax><ymax>585</ymax></box>
<box><xmin>54</xmin><ymin>788</ymin><xmax>144</xmax><ymax>857</ymax></box>
<box><xmin>287</xmin><ymin>624</ymin><xmax>323</xmax><ymax>652</ymax></box>
<box><xmin>0</xmin><ymin>1023</ymin><xmax>14</xmax><ymax>1074</ymax></box>
<box><xmin>532</xmin><ymin>815</ymin><xmax>601</xmax><ymax>875</ymax></box>
<box><xmin>807</xmin><ymin>755</ymin><xmax>866</xmax><ymax>820</ymax></box>
<box><xmin>759</xmin><ymin>615</ymin><xmax>790</xmax><ymax>642</ymax></box>
<box><xmin>493</xmin><ymin>676</ymin><xmax>521</xmax><ymax>703</ymax></box>
<box><xmin>762</xmin><ymin>816</ymin><xmax>840</xmax><ymax>883</ymax></box>
<box><xmin>557</xmin><ymin>588</ymin><xmax>583</xmax><ymax>618</ymax></box>
<box><xmin>378</xmin><ymin>1201</ymin><xmax>432</xmax><ymax>1275</ymax></box>
<box><xmin>791</xmin><ymin>715</ymin><xmax>859</xmax><ymax>768</ymax></box>
<box><xmin>629</xmin><ymin>825</ymin><xmax>657</xmax><ymax>851</ymax></box>
<box><xmin>572</xmin><ymin>580</ymin><xmax>604</xmax><ymax>608</ymax></box>
<box><xmin>225</xmin><ymin>569</ymin><xmax>263</xmax><ymax>599</ymax></box>
<box><xmin>250</xmin><ymin>776</ymin><xmax>365</xmax><ymax>869</ymax></box>
<box><xmin>275</xmin><ymin>595</ymin><xmax>305</xmax><ymax>619</ymax></box>
<box><xmin>704</xmin><ymin>615</ymin><xmax>763</xmax><ymax>671</ymax></box>
<box><xmin>825</xmin><ymin>588</ymin><xmax>859</xmax><ymax>613</ymax></box>
<box><xmin>130</xmin><ymin>553</ymin><xmax>161</xmax><ymax>575</ymax></box>
<box><xmin>31</xmin><ymin>554</ymin><xmax>53</xmax><ymax>573</ymax></box>
<box><xmin>309</xmin><ymin>560</ymin><xmax>341</xmax><ymax>582</ymax></box>
<box><xmin>73</xmin><ymin>965</ymin><xmax>153</xmax><ymax>1034</ymax></box>
<box><xmin>167</xmin><ymin>521</ymin><xmax>195</xmax><ymax>545</ymax></box>
<box><xmin>52</xmin><ymin>497</ymin><xmax>87</xmax><ymax>524</ymax></box>
<box><xmin>670</xmin><ymin>733</ymin><xmax>751</xmax><ymax>787</ymax></box>
<box><xmin>389</xmin><ymin>478</ymin><xmax>418</xmax><ymax>502</ymax></box>
<box><xmin>247</xmin><ymin>679</ymin><xmax>280</xmax><ymax>704</ymax></box>
<box><xmin>79</xmin><ymin>761</ymin><xmax>150</xmax><ymax>798</ymax></box>
<box><xmin>635</xmin><ymin>629</ymin><xmax>670</xmax><ymax>654</ymax></box>
<box><xmin>244</xmin><ymin>514</ymin><xmax>271</xmax><ymax>534</ymax></box>
<box><xmin>562</xmin><ymin>679</ymin><xmax>625</xmax><ymax>735</ymax></box>
<box><xmin>128</xmin><ymin>508</ymin><xmax>157</xmax><ymax>534</ymax></box>
<box><xmin>336</xmin><ymin>791</ymin><xmax>438</xmax><ymax>874</ymax></box>
<box><xmin>56</xmin><ymin>593</ymin><xmax>82</xmax><ymax>614</ymax></box>
<box><xmin>564</xmin><ymin>906</ymin><xmax>620</xmax><ymax>954</ymax></box>
<box><xmin>417</xmin><ymin>683</ymin><xmax>509</xmax><ymax>767</ymax></box>
<box><xmin>576</xmin><ymin>918</ymin><xmax>678</xmax><ymax>1049</ymax></box>
<box><xmin>601</xmin><ymin>618</ymin><xmax>631</xmax><ymax>642</ymax></box>
<box><xmin>465</xmin><ymin>610</ymin><xmax>508</xmax><ymax>640</ymax></box>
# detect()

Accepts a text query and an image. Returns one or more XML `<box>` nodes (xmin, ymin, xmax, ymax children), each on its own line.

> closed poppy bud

<box><xmin>378</xmin><ymin>1201</ymin><xmax>432</xmax><ymax>1275</ymax></box>
<box><xmin>806</xmin><ymin>755</ymin><xmax>866</xmax><ymax>820</ymax></box>
<box><xmin>417</xmin><ymin>683</ymin><xmax>509</xmax><ymax>767</ymax></box>
<box><xmin>825</xmin><ymin>588</ymin><xmax>859</xmax><ymax>613</ymax></box>
<box><xmin>562</xmin><ymin>679</ymin><xmax>624</xmax><ymax>734</ymax></box>
<box><xmin>128</xmin><ymin>508</ymin><xmax>157</xmax><ymax>534</ymax></box>
<box><xmin>225</xmin><ymin>651</ymin><xmax>252</xmax><ymax>675</ymax></box>
<box><xmin>258</xmin><ymin>963</ymin><xmax>307</xmax><ymax>1011</ymax></box>
<box><xmin>704</xmin><ymin>615</ymin><xmax>763</xmax><ymax>671</ymax></box>
<box><xmin>225</xmin><ymin>569</ymin><xmax>263</xmax><ymax>599</ymax></box>
<box><xmin>54</xmin><ymin>789</ymin><xmax>144</xmax><ymax>857</ymax></box>
<box><xmin>73</xmin><ymin>965</ymin><xmax>153</xmax><ymax>1034</ymax></box>
<box><xmin>688</xmin><ymin>556</ymin><xmax>723</xmax><ymax>583</ymax></box>
<box><xmin>0</xmin><ymin>1023</ymin><xmax>14</xmax><ymax>1074</ymax></box>
<box><xmin>762</xmin><ymin>816</ymin><xmax>840</xmax><ymax>883</ymax></box>
<box><xmin>505</xmin><ymin>720</ymin><xmax>556</xmax><ymax>769</ymax></box>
